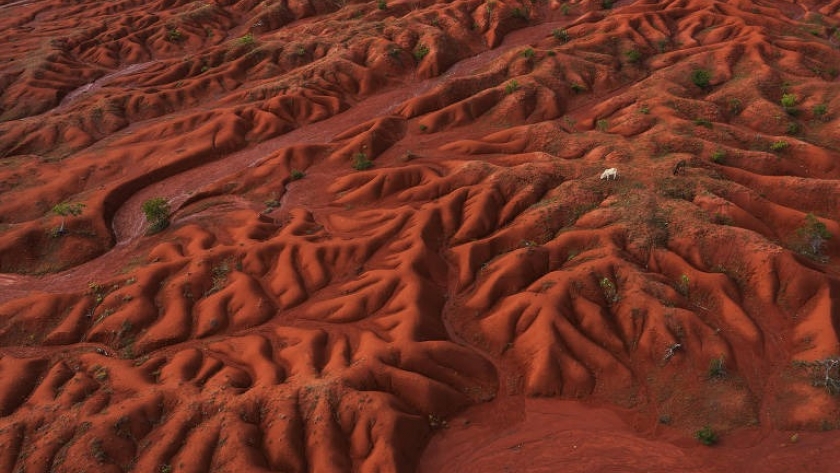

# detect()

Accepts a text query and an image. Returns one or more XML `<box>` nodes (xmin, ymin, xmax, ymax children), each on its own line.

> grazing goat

<box><xmin>673</xmin><ymin>160</ymin><xmax>687</xmax><ymax>175</ymax></box>
<box><xmin>600</xmin><ymin>167</ymin><xmax>619</xmax><ymax>180</ymax></box>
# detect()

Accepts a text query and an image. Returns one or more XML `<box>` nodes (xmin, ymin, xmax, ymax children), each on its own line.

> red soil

<box><xmin>2</xmin><ymin>0</ymin><xmax>840</xmax><ymax>471</ymax></box>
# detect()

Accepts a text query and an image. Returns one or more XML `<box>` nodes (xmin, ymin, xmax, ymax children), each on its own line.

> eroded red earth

<box><xmin>2</xmin><ymin>0</ymin><xmax>840</xmax><ymax>471</ymax></box>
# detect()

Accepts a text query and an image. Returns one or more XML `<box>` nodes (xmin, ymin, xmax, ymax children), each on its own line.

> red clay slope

<box><xmin>2</xmin><ymin>0</ymin><xmax>840</xmax><ymax>471</ymax></box>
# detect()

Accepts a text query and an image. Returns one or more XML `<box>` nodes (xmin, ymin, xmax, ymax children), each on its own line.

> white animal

<box><xmin>600</xmin><ymin>167</ymin><xmax>619</xmax><ymax>180</ymax></box>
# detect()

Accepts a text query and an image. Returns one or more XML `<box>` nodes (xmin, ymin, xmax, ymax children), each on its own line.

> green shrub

<box><xmin>769</xmin><ymin>140</ymin><xmax>788</xmax><ymax>152</ymax></box>
<box><xmin>596</xmin><ymin>119</ymin><xmax>608</xmax><ymax>131</ymax></box>
<box><xmin>693</xmin><ymin>118</ymin><xmax>712</xmax><ymax>128</ymax></box>
<box><xmin>239</xmin><ymin>33</ymin><xmax>255</xmax><ymax>46</ymax></box>
<box><xmin>795</xmin><ymin>213</ymin><xmax>832</xmax><ymax>259</ymax></box>
<box><xmin>377</xmin><ymin>0</ymin><xmax>387</xmax><ymax>10</ymax></box>
<box><xmin>413</xmin><ymin>44</ymin><xmax>430</xmax><ymax>61</ymax></box>
<box><xmin>352</xmin><ymin>152</ymin><xmax>373</xmax><ymax>170</ymax></box>
<box><xmin>711</xmin><ymin>149</ymin><xmax>726</xmax><ymax>163</ymax></box>
<box><xmin>599</xmin><ymin>277</ymin><xmax>619</xmax><ymax>304</ymax></box>
<box><xmin>624</xmin><ymin>49</ymin><xmax>641</xmax><ymax>63</ymax></box>
<box><xmin>695</xmin><ymin>426</ymin><xmax>718</xmax><ymax>446</ymax></box>
<box><xmin>677</xmin><ymin>274</ymin><xmax>690</xmax><ymax>297</ymax></box>
<box><xmin>552</xmin><ymin>28</ymin><xmax>569</xmax><ymax>42</ymax></box>
<box><xmin>142</xmin><ymin>197</ymin><xmax>170</xmax><ymax>234</ymax></box>
<box><xmin>690</xmin><ymin>68</ymin><xmax>711</xmax><ymax>88</ymax></box>
<box><xmin>560</xmin><ymin>3</ymin><xmax>571</xmax><ymax>15</ymax></box>
<box><xmin>601</xmin><ymin>0</ymin><xmax>615</xmax><ymax>9</ymax></box>
<box><xmin>708</xmin><ymin>355</ymin><xmax>726</xmax><ymax>379</ymax></box>
<box><xmin>166</xmin><ymin>28</ymin><xmax>184</xmax><ymax>42</ymax></box>
<box><xmin>505</xmin><ymin>80</ymin><xmax>520</xmax><ymax>94</ymax></box>
<box><xmin>813</xmin><ymin>103</ymin><xmax>828</xmax><ymax>120</ymax></box>
<box><xmin>51</xmin><ymin>202</ymin><xmax>85</xmax><ymax>235</ymax></box>
<box><xmin>290</xmin><ymin>169</ymin><xmax>305</xmax><ymax>180</ymax></box>
<box><xmin>780</xmin><ymin>93</ymin><xmax>797</xmax><ymax>109</ymax></box>
<box><xmin>511</xmin><ymin>7</ymin><xmax>528</xmax><ymax>20</ymax></box>
<box><xmin>522</xmin><ymin>47</ymin><xmax>535</xmax><ymax>59</ymax></box>
<box><xmin>728</xmin><ymin>97</ymin><xmax>743</xmax><ymax>114</ymax></box>
<box><xmin>570</xmin><ymin>82</ymin><xmax>586</xmax><ymax>93</ymax></box>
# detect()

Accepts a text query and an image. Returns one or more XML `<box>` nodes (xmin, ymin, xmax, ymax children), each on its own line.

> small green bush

<box><xmin>769</xmin><ymin>140</ymin><xmax>789</xmax><ymax>152</ymax></box>
<box><xmin>377</xmin><ymin>0</ymin><xmax>387</xmax><ymax>10</ymax></box>
<box><xmin>728</xmin><ymin>97</ymin><xmax>743</xmax><ymax>114</ymax></box>
<box><xmin>239</xmin><ymin>33</ymin><xmax>255</xmax><ymax>46</ymax></box>
<box><xmin>711</xmin><ymin>149</ymin><xmax>726</xmax><ymax>163</ymax></box>
<box><xmin>505</xmin><ymin>80</ymin><xmax>520</xmax><ymax>94</ymax></box>
<box><xmin>290</xmin><ymin>169</ymin><xmax>305</xmax><ymax>180</ymax></box>
<box><xmin>780</xmin><ymin>93</ymin><xmax>797</xmax><ymax>109</ymax></box>
<box><xmin>570</xmin><ymin>82</ymin><xmax>586</xmax><ymax>93</ymax></box>
<box><xmin>51</xmin><ymin>202</ymin><xmax>85</xmax><ymax>235</ymax></box>
<box><xmin>522</xmin><ymin>47</ymin><xmax>535</xmax><ymax>59</ymax></box>
<box><xmin>167</xmin><ymin>28</ymin><xmax>184</xmax><ymax>42</ymax></box>
<box><xmin>677</xmin><ymin>274</ymin><xmax>690</xmax><ymax>297</ymax></box>
<box><xmin>624</xmin><ymin>49</ymin><xmax>641</xmax><ymax>63</ymax></box>
<box><xmin>693</xmin><ymin>118</ymin><xmax>712</xmax><ymax>128</ymax></box>
<box><xmin>708</xmin><ymin>355</ymin><xmax>726</xmax><ymax>379</ymax></box>
<box><xmin>599</xmin><ymin>277</ymin><xmax>619</xmax><ymax>304</ymax></box>
<box><xmin>511</xmin><ymin>7</ymin><xmax>528</xmax><ymax>20</ymax></box>
<box><xmin>695</xmin><ymin>426</ymin><xmax>718</xmax><ymax>446</ymax></box>
<box><xmin>552</xmin><ymin>28</ymin><xmax>569</xmax><ymax>42</ymax></box>
<box><xmin>352</xmin><ymin>152</ymin><xmax>374</xmax><ymax>170</ymax></box>
<box><xmin>795</xmin><ymin>213</ymin><xmax>832</xmax><ymax>259</ymax></box>
<box><xmin>142</xmin><ymin>197</ymin><xmax>170</xmax><ymax>234</ymax></box>
<box><xmin>596</xmin><ymin>119</ymin><xmax>608</xmax><ymax>131</ymax></box>
<box><xmin>413</xmin><ymin>44</ymin><xmax>430</xmax><ymax>61</ymax></box>
<box><xmin>690</xmin><ymin>68</ymin><xmax>711</xmax><ymax>88</ymax></box>
<box><xmin>813</xmin><ymin>103</ymin><xmax>828</xmax><ymax>120</ymax></box>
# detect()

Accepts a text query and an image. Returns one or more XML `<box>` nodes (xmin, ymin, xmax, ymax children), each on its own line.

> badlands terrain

<box><xmin>2</xmin><ymin>0</ymin><xmax>840</xmax><ymax>471</ymax></box>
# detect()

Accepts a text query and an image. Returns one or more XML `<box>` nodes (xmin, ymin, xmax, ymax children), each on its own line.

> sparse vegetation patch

<box><xmin>553</xmin><ymin>28</ymin><xmax>569</xmax><ymax>42</ymax></box>
<box><xmin>695</xmin><ymin>426</ymin><xmax>718</xmax><ymax>445</ymax></box>
<box><xmin>505</xmin><ymin>79</ymin><xmax>520</xmax><ymax>94</ymax></box>
<box><xmin>352</xmin><ymin>152</ymin><xmax>374</xmax><ymax>170</ymax></box>
<box><xmin>690</xmin><ymin>68</ymin><xmax>711</xmax><ymax>88</ymax></box>
<box><xmin>413</xmin><ymin>44</ymin><xmax>430</xmax><ymax>61</ymax></box>
<box><xmin>708</xmin><ymin>355</ymin><xmax>727</xmax><ymax>379</ymax></box>
<box><xmin>50</xmin><ymin>201</ymin><xmax>85</xmax><ymax>236</ymax></box>
<box><xmin>793</xmin><ymin>213</ymin><xmax>832</xmax><ymax>260</ymax></box>
<box><xmin>142</xmin><ymin>197</ymin><xmax>170</xmax><ymax>234</ymax></box>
